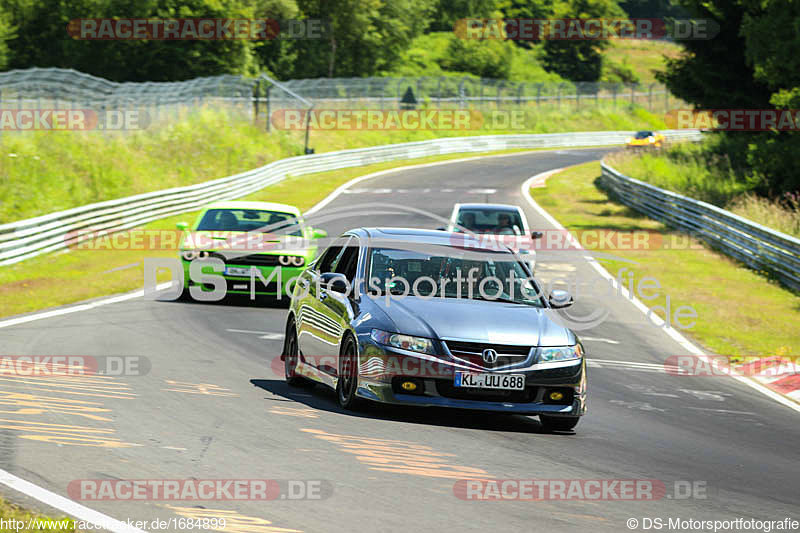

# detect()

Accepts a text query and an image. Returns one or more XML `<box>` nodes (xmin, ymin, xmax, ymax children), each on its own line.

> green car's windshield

<box><xmin>366</xmin><ymin>247</ymin><xmax>544</xmax><ymax>306</ymax></box>
<box><xmin>196</xmin><ymin>209</ymin><xmax>303</xmax><ymax>236</ymax></box>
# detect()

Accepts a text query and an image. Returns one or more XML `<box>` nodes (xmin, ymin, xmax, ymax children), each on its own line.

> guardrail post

<box><xmin>254</xmin><ymin>79</ymin><xmax>261</xmax><ymax>123</ymax></box>
<box><xmin>265</xmin><ymin>85</ymin><xmax>271</xmax><ymax>132</ymax></box>
<box><xmin>536</xmin><ymin>84</ymin><xmax>541</xmax><ymax>107</ymax></box>
<box><xmin>630</xmin><ymin>85</ymin><xmax>635</xmax><ymax>106</ymax></box>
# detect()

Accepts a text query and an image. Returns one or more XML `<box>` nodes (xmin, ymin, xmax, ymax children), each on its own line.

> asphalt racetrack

<box><xmin>1</xmin><ymin>148</ymin><xmax>798</xmax><ymax>532</ymax></box>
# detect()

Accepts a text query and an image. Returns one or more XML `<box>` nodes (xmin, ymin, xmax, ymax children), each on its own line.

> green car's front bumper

<box><xmin>181</xmin><ymin>260</ymin><xmax>305</xmax><ymax>298</ymax></box>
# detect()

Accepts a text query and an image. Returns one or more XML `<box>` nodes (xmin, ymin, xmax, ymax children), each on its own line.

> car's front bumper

<box><xmin>354</xmin><ymin>341</ymin><xmax>587</xmax><ymax>416</ymax></box>
<box><xmin>181</xmin><ymin>260</ymin><xmax>305</xmax><ymax>297</ymax></box>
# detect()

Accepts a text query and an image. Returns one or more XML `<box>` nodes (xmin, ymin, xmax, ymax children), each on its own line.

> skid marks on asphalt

<box><xmin>166</xmin><ymin>505</ymin><xmax>302</xmax><ymax>533</ymax></box>
<box><xmin>609</xmin><ymin>383</ymin><xmax>764</xmax><ymax>424</ymax></box>
<box><xmin>300</xmin><ymin>428</ymin><xmax>489</xmax><ymax>480</ymax></box>
<box><xmin>268</xmin><ymin>406</ymin><xmax>319</xmax><ymax>418</ymax></box>
<box><xmin>0</xmin><ymin>363</ymin><xmax>139</xmax><ymax>447</ymax></box>
<box><xmin>162</xmin><ymin>380</ymin><xmax>239</xmax><ymax>397</ymax></box>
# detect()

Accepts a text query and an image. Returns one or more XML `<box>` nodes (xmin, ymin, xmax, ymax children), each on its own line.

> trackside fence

<box><xmin>600</xmin><ymin>162</ymin><xmax>800</xmax><ymax>291</ymax></box>
<box><xmin>0</xmin><ymin>130</ymin><xmax>701</xmax><ymax>266</ymax></box>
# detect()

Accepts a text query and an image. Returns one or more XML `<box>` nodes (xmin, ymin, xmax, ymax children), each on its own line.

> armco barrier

<box><xmin>0</xmin><ymin>130</ymin><xmax>701</xmax><ymax>266</ymax></box>
<box><xmin>600</xmin><ymin>161</ymin><xmax>800</xmax><ymax>291</ymax></box>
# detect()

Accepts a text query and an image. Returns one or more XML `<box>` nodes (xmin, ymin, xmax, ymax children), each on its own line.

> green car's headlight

<box><xmin>370</xmin><ymin>329</ymin><xmax>435</xmax><ymax>354</ymax></box>
<box><xmin>181</xmin><ymin>250</ymin><xmax>209</xmax><ymax>261</ymax></box>
<box><xmin>539</xmin><ymin>344</ymin><xmax>583</xmax><ymax>362</ymax></box>
<box><xmin>278</xmin><ymin>255</ymin><xmax>305</xmax><ymax>267</ymax></box>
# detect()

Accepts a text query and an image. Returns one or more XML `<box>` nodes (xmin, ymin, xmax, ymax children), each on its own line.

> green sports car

<box><xmin>176</xmin><ymin>201</ymin><xmax>327</xmax><ymax>299</ymax></box>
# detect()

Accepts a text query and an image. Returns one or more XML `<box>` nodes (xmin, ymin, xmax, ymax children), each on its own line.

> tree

<box><xmin>541</xmin><ymin>0</ymin><xmax>624</xmax><ymax>82</ymax></box>
<box><xmin>292</xmin><ymin>0</ymin><xmax>434</xmax><ymax>78</ymax></box>
<box><xmin>656</xmin><ymin>0</ymin><xmax>771</xmax><ymax>109</ymax></box>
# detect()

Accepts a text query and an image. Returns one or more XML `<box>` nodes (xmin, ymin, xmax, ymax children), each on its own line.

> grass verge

<box><xmin>0</xmin><ymin>497</ymin><xmax>78</xmax><ymax>533</ymax></box>
<box><xmin>0</xmin><ymin>146</ymin><xmax>579</xmax><ymax>318</ymax></box>
<box><xmin>1</xmin><ymin>106</ymin><xmax>666</xmax><ymax>224</ymax></box>
<box><xmin>530</xmin><ymin>161</ymin><xmax>799</xmax><ymax>356</ymax></box>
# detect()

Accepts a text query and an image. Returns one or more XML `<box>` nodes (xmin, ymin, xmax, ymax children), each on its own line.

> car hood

<box><xmin>367</xmin><ymin>296</ymin><xmax>575</xmax><ymax>347</ymax></box>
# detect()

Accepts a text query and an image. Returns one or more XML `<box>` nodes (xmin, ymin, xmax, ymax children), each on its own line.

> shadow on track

<box><xmin>250</xmin><ymin>378</ymin><xmax>575</xmax><ymax>435</ymax></box>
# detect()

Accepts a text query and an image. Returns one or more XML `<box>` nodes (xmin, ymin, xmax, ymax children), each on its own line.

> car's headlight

<box><xmin>278</xmin><ymin>255</ymin><xmax>305</xmax><ymax>267</ymax></box>
<box><xmin>370</xmin><ymin>329</ymin><xmax>435</xmax><ymax>354</ymax></box>
<box><xmin>181</xmin><ymin>250</ymin><xmax>208</xmax><ymax>261</ymax></box>
<box><xmin>648</xmin><ymin>136</ymin><xmax>656</xmax><ymax>143</ymax></box>
<box><xmin>539</xmin><ymin>344</ymin><xmax>583</xmax><ymax>362</ymax></box>
<box><xmin>626</xmin><ymin>137</ymin><xmax>633</xmax><ymax>143</ymax></box>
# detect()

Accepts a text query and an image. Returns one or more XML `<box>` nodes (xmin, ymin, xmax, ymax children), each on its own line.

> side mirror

<box><xmin>549</xmin><ymin>289</ymin><xmax>573</xmax><ymax>309</ymax></box>
<box><xmin>436</xmin><ymin>226</ymin><xmax>447</xmax><ymax>231</ymax></box>
<box><xmin>531</xmin><ymin>231</ymin><xmax>544</xmax><ymax>239</ymax></box>
<box><xmin>312</xmin><ymin>228</ymin><xmax>328</xmax><ymax>239</ymax></box>
<box><xmin>176</xmin><ymin>222</ymin><xmax>189</xmax><ymax>231</ymax></box>
<box><xmin>320</xmin><ymin>272</ymin><xmax>348</xmax><ymax>293</ymax></box>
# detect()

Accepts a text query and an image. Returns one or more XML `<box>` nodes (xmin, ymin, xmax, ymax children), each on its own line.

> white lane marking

<box><xmin>304</xmin><ymin>148</ymin><xmax>593</xmax><ymax>217</ymax></box>
<box><xmin>581</xmin><ymin>336</ymin><xmax>620</xmax><ymax>344</ymax></box>
<box><xmin>522</xmin><ymin>169</ymin><xmax>800</xmax><ymax>414</ymax></box>
<box><xmin>161</xmin><ymin>446</ymin><xmax>187</xmax><ymax>451</ymax></box>
<box><xmin>0</xmin><ymin>468</ymin><xmax>147</xmax><ymax>533</ymax></box>
<box><xmin>102</xmin><ymin>262</ymin><xmax>140</xmax><ymax>274</ymax></box>
<box><xmin>226</xmin><ymin>329</ymin><xmax>284</xmax><ymax>340</ymax></box>
<box><xmin>687</xmin><ymin>407</ymin><xmax>758</xmax><ymax>415</ymax></box>
<box><xmin>0</xmin><ymin>282</ymin><xmax>174</xmax><ymax>329</ymax></box>
<box><xmin>467</xmin><ymin>188</ymin><xmax>497</xmax><ymax>194</ymax></box>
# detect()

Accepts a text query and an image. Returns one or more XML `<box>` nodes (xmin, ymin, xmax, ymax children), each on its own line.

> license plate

<box><xmin>225</xmin><ymin>267</ymin><xmax>252</xmax><ymax>277</ymax></box>
<box><xmin>454</xmin><ymin>372</ymin><xmax>525</xmax><ymax>390</ymax></box>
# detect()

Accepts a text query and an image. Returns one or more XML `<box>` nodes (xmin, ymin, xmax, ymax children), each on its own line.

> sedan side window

<box><xmin>317</xmin><ymin>237</ymin><xmax>351</xmax><ymax>273</ymax></box>
<box><xmin>334</xmin><ymin>242</ymin><xmax>359</xmax><ymax>283</ymax></box>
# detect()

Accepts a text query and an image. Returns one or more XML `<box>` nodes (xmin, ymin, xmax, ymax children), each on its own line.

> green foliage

<box><xmin>391</xmin><ymin>32</ymin><xmax>564</xmax><ymax>83</ymax></box>
<box><xmin>289</xmin><ymin>0</ymin><xmax>435</xmax><ymax>78</ymax></box>
<box><xmin>541</xmin><ymin>0</ymin><xmax>625</xmax><ymax>81</ymax></box>
<box><xmin>440</xmin><ymin>35</ymin><xmax>513</xmax><ymax>79</ymax></box>
<box><xmin>1</xmin><ymin>0</ymin><xmax>274</xmax><ymax>81</ymax></box>
<box><xmin>429</xmin><ymin>0</ymin><xmax>500</xmax><ymax>32</ymax></box>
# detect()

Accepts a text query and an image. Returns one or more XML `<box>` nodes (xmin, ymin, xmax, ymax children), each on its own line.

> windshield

<box><xmin>196</xmin><ymin>209</ymin><xmax>303</xmax><ymax>236</ymax></box>
<box><xmin>634</xmin><ymin>131</ymin><xmax>654</xmax><ymax>139</ymax></box>
<box><xmin>366</xmin><ymin>247</ymin><xmax>544</xmax><ymax>306</ymax></box>
<box><xmin>455</xmin><ymin>208</ymin><xmax>524</xmax><ymax>235</ymax></box>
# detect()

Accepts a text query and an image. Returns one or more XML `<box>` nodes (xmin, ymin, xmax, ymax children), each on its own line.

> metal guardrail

<box><xmin>0</xmin><ymin>130</ymin><xmax>701</xmax><ymax>266</ymax></box>
<box><xmin>600</xmin><ymin>162</ymin><xmax>800</xmax><ymax>291</ymax></box>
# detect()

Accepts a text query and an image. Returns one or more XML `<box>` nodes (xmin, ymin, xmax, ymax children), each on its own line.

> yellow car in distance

<box><xmin>626</xmin><ymin>130</ymin><xmax>665</xmax><ymax>148</ymax></box>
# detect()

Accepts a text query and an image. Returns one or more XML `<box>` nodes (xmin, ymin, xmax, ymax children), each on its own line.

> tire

<box><xmin>540</xmin><ymin>415</ymin><xmax>580</xmax><ymax>432</ymax></box>
<box><xmin>283</xmin><ymin>320</ymin><xmax>313</xmax><ymax>388</ymax></box>
<box><xmin>336</xmin><ymin>335</ymin><xmax>361</xmax><ymax>410</ymax></box>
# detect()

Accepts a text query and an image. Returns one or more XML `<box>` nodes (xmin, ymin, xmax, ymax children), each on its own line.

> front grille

<box><xmin>444</xmin><ymin>340</ymin><xmax>532</xmax><ymax>369</ymax></box>
<box><xmin>435</xmin><ymin>380</ymin><xmax>538</xmax><ymax>403</ymax></box>
<box><xmin>199</xmin><ymin>280</ymin><xmax>281</xmax><ymax>293</ymax></box>
<box><xmin>210</xmin><ymin>252</ymin><xmax>281</xmax><ymax>267</ymax></box>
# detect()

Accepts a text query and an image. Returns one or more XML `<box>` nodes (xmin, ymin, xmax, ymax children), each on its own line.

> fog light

<box><xmin>549</xmin><ymin>391</ymin><xmax>564</xmax><ymax>401</ymax></box>
<box><xmin>401</xmin><ymin>381</ymin><xmax>417</xmax><ymax>391</ymax></box>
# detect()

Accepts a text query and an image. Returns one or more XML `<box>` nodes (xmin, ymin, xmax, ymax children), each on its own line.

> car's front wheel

<box><xmin>336</xmin><ymin>335</ymin><xmax>361</xmax><ymax>410</ymax></box>
<box><xmin>283</xmin><ymin>320</ymin><xmax>312</xmax><ymax>388</ymax></box>
<box><xmin>540</xmin><ymin>415</ymin><xmax>580</xmax><ymax>432</ymax></box>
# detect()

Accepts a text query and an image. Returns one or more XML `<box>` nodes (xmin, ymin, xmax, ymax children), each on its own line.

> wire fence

<box><xmin>0</xmin><ymin>68</ymin><xmax>673</xmax><ymax>134</ymax></box>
